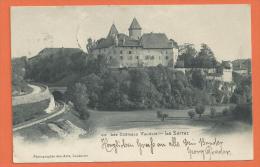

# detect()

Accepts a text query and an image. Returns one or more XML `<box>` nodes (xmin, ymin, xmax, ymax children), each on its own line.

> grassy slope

<box><xmin>85</xmin><ymin>105</ymin><xmax>233</xmax><ymax>131</ymax></box>
<box><xmin>14</xmin><ymin>104</ymin><xmax>251</xmax><ymax>141</ymax></box>
<box><xmin>13</xmin><ymin>99</ymin><xmax>50</xmax><ymax>125</ymax></box>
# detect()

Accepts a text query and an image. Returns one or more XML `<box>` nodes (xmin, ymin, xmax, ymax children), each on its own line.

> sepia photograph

<box><xmin>11</xmin><ymin>5</ymin><xmax>252</xmax><ymax>162</ymax></box>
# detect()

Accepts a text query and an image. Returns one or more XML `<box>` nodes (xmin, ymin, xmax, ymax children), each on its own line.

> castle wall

<box><xmin>92</xmin><ymin>46</ymin><xmax>177</xmax><ymax>68</ymax></box>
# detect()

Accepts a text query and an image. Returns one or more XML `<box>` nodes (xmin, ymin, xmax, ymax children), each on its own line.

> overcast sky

<box><xmin>11</xmin><ymin>5</ymin><xmax>251</xmax><ymax>61</ymax></box>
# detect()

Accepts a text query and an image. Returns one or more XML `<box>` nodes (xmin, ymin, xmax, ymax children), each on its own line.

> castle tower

<box><xmin>107</xmin><ymin>24</ymin><xmax>118</xmax><ymax>38</ymax></box>
<box><xmin>128</xmin><ymin>18</ymin><xmax>142</xmax><ymax>40</ymax></box>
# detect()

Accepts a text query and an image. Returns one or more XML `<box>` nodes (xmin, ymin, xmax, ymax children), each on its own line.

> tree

<box><xmin>176</xmin><ymin>43</ymin><xmax>197</xmax><ymax>68</ymax></box>
<box><xmin>129</xmin><ymin>69</ymin><xmax>162</xmax><ymax>109</ymax></box>
<box><xmin>195</xmin><ymin>105</ymin><xmax>205</xmax><ymax>118</ymax></box>
<box><xmin>191</xmin><ymin>70</ymin><xmax>206</xmax><ymax>90</ymax></box>
<box><xmin>222</xmin><ymin>108</ymin><xmax>229</xmax><ymax>116</ymax></box>
<box><xmin>52</xmin><ymin>91</ymin><xmax>64</xmax><ymax>101</ymax></box>
<box><xmin>12</xmin><ymin>57</ymin><xmax>30</xmax><ymax>94</ymax></box>
<box><xmin>195</xmin><ymin>43</ymin><xmax>217</xmax><ymax>68</ymax></box>
<box><xmin>232</xmin><ymin>103</ymin><xmax>252</xmax><ymax>124</ymax></box>
<box><xmin>210</xmin><ymin>107</ymin><xmax>216</xmax><ymax>118</ymax></box>
<box><xmin>80</xmin><ymin>73</ymin><xmax>103</xmax><ymax>108</ymax></box>
<box><xmin>188</xmin><ymin>110</ymin><xmax>195</xmax><ymax>119</ymax></box>
<box><xmin>230</xmin><ymin>74</ymin><xmax>252</xmax><ymax>104</ymax></box>
<box><xmin>86</xmin><ymin>38</ymin><xmax>93</xmax><ymax>53</ymax></box>
<box><xmin>66</xmin><ymin>82</ymin><xmax>89</xmax><ymax>120</ymax></box>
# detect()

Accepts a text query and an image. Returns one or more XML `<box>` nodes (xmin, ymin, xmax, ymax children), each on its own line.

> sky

<box><xmin>11</xmin><ymin>5</ymin><xmax>251</xmax><ymax>61</ymax></box>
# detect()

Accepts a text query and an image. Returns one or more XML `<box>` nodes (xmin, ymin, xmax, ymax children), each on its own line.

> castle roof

<box><xmin>129</xmin><ymin>18</ymin><xmax>142</xmax><ymax>30</ymax></box>
<box><xmin>95</xmin><ymin>33</ymin><xmax>174</xmax><ymax>49</ymax></box>
<box><xmin>94</xmin><ymin>19</ymin><xmax>176</xmax><ymax>49</ymax></box>
<box><xmin>140</xmin><ymin>33</ymin><xmax>173</xmax><ymax>49</ymax></box>
<box><xmin>107</xmin><ymin>24</ymin><xmax>118</xmax><ymax>37</ymax></box>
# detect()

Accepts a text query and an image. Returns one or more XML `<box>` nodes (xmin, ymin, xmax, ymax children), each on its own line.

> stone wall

<box><xmin>44</xmin><ymin>96</ymin><xmax>56</xmax><ymax>114</ymax></box>
<box><xmin>12</xmin><ymin>85</ymin><xmax>52</xmax><ymax>106</ymax></box>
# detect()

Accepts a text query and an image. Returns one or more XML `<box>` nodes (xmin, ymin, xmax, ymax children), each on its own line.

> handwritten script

<box><xmin>100</xmin><ymin>130</ymin><xmax>231</xmax><ymax>160</ymax></box>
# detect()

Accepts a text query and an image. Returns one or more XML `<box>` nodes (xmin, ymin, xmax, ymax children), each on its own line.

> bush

<box><xmin>232</xmin><ymin>103</ymin><xmax>252</xmax><ymax>124</ymax></box>
<box><xmin>188</xmin><ymin>110</ymin><xmax>195</xmax><ymax>119</ymax></box>
<box><xmin>156</xmin><ymin>111</ymin><xmax>168</xmax><ymax>121</ymax></box>
<box><xmin>210</xmin><ymin>107</ymin><xmax>216</xmax><ymax>118</ymax></box>
<box><xmin>195</xmin><ymin>105</ymin><xmax>205</xmax><ymax>118</ymax></box>
<box><xmin>222</xmin><ymin>108</ymin><xmax>229</xmax><ymax>116</ymax></box>
<box><xmin>66</xmin><ymin>83</ymin><xmax>89</xmax><ymax>120</ymax></box>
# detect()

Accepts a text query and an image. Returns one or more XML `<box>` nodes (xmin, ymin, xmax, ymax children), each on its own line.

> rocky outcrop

<box><xmin>47</xmin><ymin>119</ymin><xmax>87</xmax><ymax>139</ymax></box>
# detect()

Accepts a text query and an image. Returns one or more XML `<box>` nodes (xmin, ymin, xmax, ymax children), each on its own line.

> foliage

<box><xmin>230</xmin><ymin>74</ymin><xmax>252</xmax><ymax>104</ymax></box>
<box><xmin>156</xmin><ymin>111</ymin><xmax>168</xmax><ymax>121</ymax></box>
<box><xmin>25</xmin><ymin>47</ymin><xmax>241</xmax><ymax>111</ymax></box>
<box><xmin>195</xmin><ymin>105</ymin><xmax>205</xmax><ymax>117</ymax></box>
<box><xmin>222</xmin><ymin>108</ymin><xmax>229</xmax><ymax>116</ymax></box>
<box><xmin>52</xmin><ymin>91</ymin><xmax>64</xmax><ymax>101</ymax></box>
<box><xmin>62</xmin><ymin>65</ymin><xmax>221</xmax><ymax>111</ymax></box>
<box><xmin>210</xmin><ymin>107</ymin><xmax>216</xmax><ymax>118</ymax></box>
<box><xmin>27</xmin><ymin>49</ymin><xmax>87</xmax><ymax>85</ymax></box>
<box><xmin>232</xmin><ymin>59</ymin><xmax>251</xmax><ymax>71</ymax></box>
<box><xmin>194</xmin><ymin>43</ymin><xmax>217</xmax><ymax>68</ymax></box>
<box><xmin>12</xmin><ymin>57</ymin><xmax>30</xmax><ymax>94</ymax></box>
<box><xmin>66</xmin><ymin>83</ymin><xmax>89</xmax><ymax>119</ymax></box>
<box><xmin>80</xmin><ymin>73</ymin><xmax>103</xmax><ymax>108</ymax></box>
<box><xmin>231</xmin><ymin>103</ymin><xmax>252</xmax><ymax>124</ymax></box>
<box><xmin>86</xmin><ymin>38</ymin><xmax>94</xmax><ymax>54</ymax></box>
<box><xmin>176</xmin><ymin>43</ymin><xmax>218</xmax><ymax>68</ymax></box>
<box><xmin>176</xmin><ymin>43</ymin><xmax>197</xmax><ymax>68</ymax></box>
<box><xmin>191</xmin><ymin>70</ymin><xmax>206</xmax><ymax>90</ymax></box>
<box><xmin>188</xmin><ymin>110</ymin><xmax>195</xmax><ymax>119</ymax></box>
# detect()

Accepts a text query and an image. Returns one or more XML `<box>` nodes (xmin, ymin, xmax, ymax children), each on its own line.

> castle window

<box><xmin>120</xmin><ymin>50</ymin><xmax>123</xmax><ymax>54</ymax></box>
<box><xmin>120</xmin><ymin>56</ymin><xmax>123</xmax><ymax>60</ymax></box>
<box><xmin>136</xmin><ymin>56</ymin><xmax>139</xmax><ymax>59</ymax></box>
<box><xmin>128</xmin><ymin>51</ymin><xmax>132</xmax><ymax>54</ymax></box>
<box><xmin>145</xmin><ymin>55</ymin><xmax>149</xmax><ymax>60</ymax></box>
<box><xmin>166</xmin><ymin>56</ymin><xmax>169</xmax><ymax>60</ymax></box>
<box><xmin>109</xmin><ymin>56</ymin><xmax>112</xmax><ymax>60</ymax></box>
<box><xmin>151</xmin><ymin>56</ymin><xmax>155</xmax><ymax>60</ymax></box>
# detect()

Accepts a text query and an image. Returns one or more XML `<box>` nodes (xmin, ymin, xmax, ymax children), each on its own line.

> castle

<box><xmin>90</xmin><ymin>18</ymin><xmax>178</xmax><ymax>68</ymax></box>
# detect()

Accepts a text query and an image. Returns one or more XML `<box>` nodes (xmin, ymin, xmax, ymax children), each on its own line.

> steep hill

<box><xmin>27</xmin><ymin>48</ymin><xmax>87</xmax><ymax>86</ymax></box>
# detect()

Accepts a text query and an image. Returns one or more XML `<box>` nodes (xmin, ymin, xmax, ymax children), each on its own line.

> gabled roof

<box><xmin>94</xmin><ymin>33</ymin><xmax>175</xmax><ymax>49</ymax></box>
<box><xmin>140</xmin><ymin>33</ymin><xmax>173</xmax><ymax>49</ymax></box>
<box><xmin>129</xmin><ymin>18</ymin><xmax>142</xmax><ymax>30</ymax></box>
<box><xmin>107</xmin><ymin>24</ymin><xmax>118</xmax><ymax>37</ymax></box>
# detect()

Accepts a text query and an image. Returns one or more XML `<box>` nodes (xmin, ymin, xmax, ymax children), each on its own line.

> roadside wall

<box><xmin>12</xmin><ymin>85</ymin><xmax>52</xmax><ymax>106</ymax></box>
<box><xmin>44</xmin><ymin>96</ymin><xmax>56</xmax><ymax>114</ymax></box>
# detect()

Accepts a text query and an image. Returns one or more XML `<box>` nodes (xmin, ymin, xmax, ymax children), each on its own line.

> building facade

<box><xmin>91</xmin><ymin>18</ymin><xmax>178</xmax><ymax>68</ymax></box>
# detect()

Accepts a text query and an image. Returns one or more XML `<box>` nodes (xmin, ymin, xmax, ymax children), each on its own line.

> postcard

<box><xmin>11</xmin><ymin>5</ymin><xmax>253</xmax><ymax>162</ymax></box>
